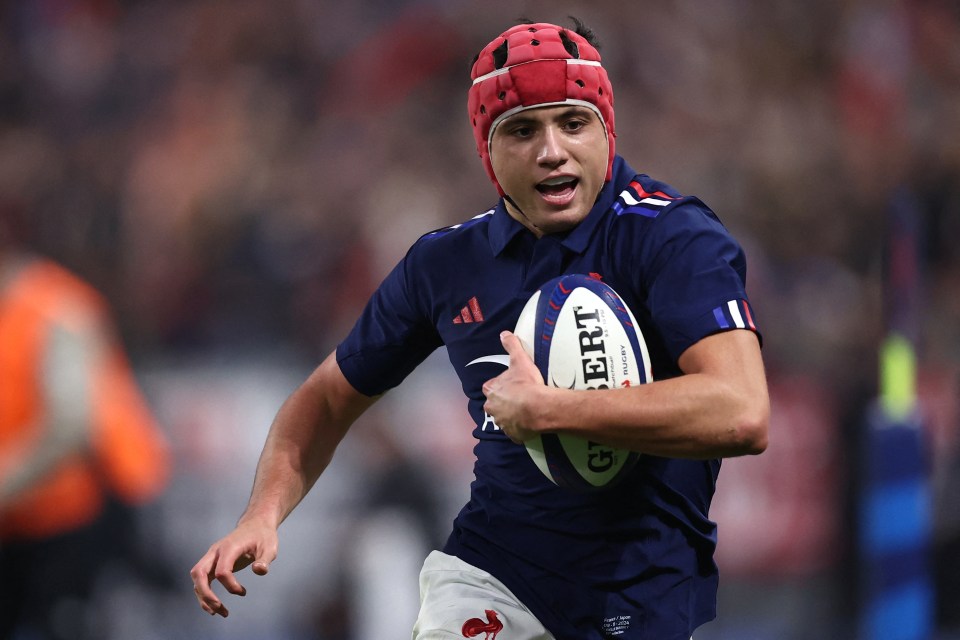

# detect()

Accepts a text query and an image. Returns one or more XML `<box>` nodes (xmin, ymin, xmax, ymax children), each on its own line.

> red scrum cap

<box><xmin>468</xmin><ymin>21</ymin><xmax>616</xmax><ymax>195</ymax></box>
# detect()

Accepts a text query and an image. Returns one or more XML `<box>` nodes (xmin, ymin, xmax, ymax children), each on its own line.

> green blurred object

<box><xmin>879</xmin><ymin>333</ymin><xmax>916</xmax><ymax>422</ymax></box>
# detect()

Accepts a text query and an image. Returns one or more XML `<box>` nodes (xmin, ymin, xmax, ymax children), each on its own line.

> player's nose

<box><xmin>537</xmin><ymin>127</ymin><xmax>567</xmax><ymax>167</ymax></box>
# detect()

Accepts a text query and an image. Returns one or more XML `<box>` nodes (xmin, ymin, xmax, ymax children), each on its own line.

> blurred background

<box><xmin>0</xmin><ymin>0</ymin><xmax>958</xmax><ymax>638</ymax></box>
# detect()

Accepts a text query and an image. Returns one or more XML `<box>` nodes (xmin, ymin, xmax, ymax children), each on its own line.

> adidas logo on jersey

<box><xmin>453</xmin><ymin>296</ymin><xmax>484</xmax><ymax>324</ymax></box>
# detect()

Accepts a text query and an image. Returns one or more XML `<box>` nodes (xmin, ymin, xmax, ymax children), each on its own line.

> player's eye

<box><xmin>509</xmin><ymin>124</ymin><xmax>535</xmax><ymax>138</ymax></box>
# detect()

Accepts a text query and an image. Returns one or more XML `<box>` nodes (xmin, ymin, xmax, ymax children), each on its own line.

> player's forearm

<box><xmin>238</xmin><ymin>352</ymin><xmax>376</xmax><ymax>529</ymax></box>
<box><xmin>237</xmin><ymin>410</ymin><xmax>333</xmax><ymax>530</ymax></box>
<box><xmin>537</xmin><ymin>331</ymin><xmax>769</xmax><ymax>459</ymax></box>
<box><xmin>238</xmin><ymin>389</ymin><xmax>347</xmax><ymax>529</ymax></box>
<box><xmin>538</xmin><ymin>371</ymin><xmax>768</xmax><ymax>458</ymax></box>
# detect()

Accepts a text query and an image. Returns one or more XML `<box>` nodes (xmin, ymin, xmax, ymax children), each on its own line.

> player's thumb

<box><xmin>251</xmin><ymin>546</ymin><xmax>277</xmax><ymax>576</ymax></box>
<box><xmin>500</xmin><ymin>330</ymin><xmax>522</xmax><ymax>358</ymax></box>
<box><xmin>501</xmin><ymin>331</ymin><xmax>535</xmax><ymax>370</ymax></box>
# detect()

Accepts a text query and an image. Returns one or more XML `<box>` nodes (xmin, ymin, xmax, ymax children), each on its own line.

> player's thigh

<box><xmin>413</xmin><ymin>550</ymin><xmax>555</xmax><ymax>640</ymax></box>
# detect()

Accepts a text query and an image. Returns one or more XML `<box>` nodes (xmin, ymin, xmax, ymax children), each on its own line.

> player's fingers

<box><xmin>481</xmin><ymin>377</ymin><xmax>495</xmax><ymax>397</ymax></box>
<box><xmin>232</xmin><ymin>551</ymin><xmax>255</xmax><ymax>572</ymax></box>
<box><xmin>213</xmin><ymin>550</ymin><xmax>249</xmax><ymax>597</ymax></box>
<box><xmin>195</xmin><ymin>585</ymin><xmax>230</xmax><ymax>617</ymax></box>
<box><xmin>190</xmin><ymin>553</ymin><xmax>230</xmax><ymax>617</ymax></box>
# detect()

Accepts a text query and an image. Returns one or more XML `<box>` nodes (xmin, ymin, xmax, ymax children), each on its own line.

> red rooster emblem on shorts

<box><xmin>461</xmin><ymin>609</ymin><xmax>503</xmax><ymax>639</ymax></box>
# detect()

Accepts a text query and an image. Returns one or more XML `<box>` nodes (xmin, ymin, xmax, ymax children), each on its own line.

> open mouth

<box><xmin>536</xmin><ymin>176</ymin><xmax>579</xmax><ymax>201</ymax></box>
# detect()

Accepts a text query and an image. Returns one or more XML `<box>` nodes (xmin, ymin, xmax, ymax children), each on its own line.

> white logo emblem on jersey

<box><xmin>479</xmin><ymin>412</ymin><xmax>500</xmax><ymax>432</ymax></box>
<box><xmin>467</xmin><ymin>355</ymin><xmax>510</xmax><ymax>432</ymax></box>
<box><xmin>467</xmin><ymin>355</ymin><xmax>510</xmax><ymax>368</ymax></box>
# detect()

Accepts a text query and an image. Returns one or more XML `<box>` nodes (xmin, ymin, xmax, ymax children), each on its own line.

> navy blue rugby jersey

<box><xmin>336</xmin><ymin>156</ymin><xmax>761</xmax><ymax>640</ymax></box>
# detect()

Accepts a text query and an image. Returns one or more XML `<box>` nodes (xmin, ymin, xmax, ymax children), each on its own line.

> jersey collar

<box><xmin>487</xmin><ymin>155</ymin><xmax>637</xmax><ymax>256</ymax></box>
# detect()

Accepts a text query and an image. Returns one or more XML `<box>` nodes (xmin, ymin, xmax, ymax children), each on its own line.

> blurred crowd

<box><xmin>1</xmin><ymin>0</ymin><xmax>958</xmax><ymax>638</ymax></box>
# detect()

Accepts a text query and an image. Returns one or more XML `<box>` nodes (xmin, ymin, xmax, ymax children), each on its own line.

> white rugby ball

<box><xmin>515</xmin><ymin>274</ymin><xmax>652</xmax><ymax>492</ymax></box>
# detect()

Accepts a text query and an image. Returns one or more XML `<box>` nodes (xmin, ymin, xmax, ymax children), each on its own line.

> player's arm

<box><xmin>483</xmin><ymin>328</ymin><xmax>768</xmax><ymax>459</ymax></box>
<box><xmin>190</xmin><ymin>351</ymin><xmax>378</xmax><ymax>618</ymax></box>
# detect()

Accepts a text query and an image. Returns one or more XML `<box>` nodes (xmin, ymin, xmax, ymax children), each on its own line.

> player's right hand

<box><xmin>189</xmin><ymin>519</ymin><xmax>278</xmax><ymax>617</ymax></box>
<box><xmin>482</xmin><ymin>331</ymin><xmax>548</xmax><ymax>444</ymax></box>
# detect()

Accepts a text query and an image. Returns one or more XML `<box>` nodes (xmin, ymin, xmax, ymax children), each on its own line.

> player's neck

<box><xmin>503</xmin><ymin>197</ymin><xmax>543</xmax><ymax>238</ymax></box>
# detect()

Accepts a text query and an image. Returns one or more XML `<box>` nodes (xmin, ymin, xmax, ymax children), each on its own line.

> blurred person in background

<box><xmin>192</xmin><ymin>17</ymin><xmax>768</xmax><ymax>639</ymax></box>
<box><xmin>0</xmin><ymin>202</ymin><xmax>171</xmax><ymax>640</ymax></box>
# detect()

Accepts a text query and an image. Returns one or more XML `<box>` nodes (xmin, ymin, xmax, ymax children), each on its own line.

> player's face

<box><xmin>490</xmin><ymin>105</ymin><xmax>608</xmax><ymax>237</ymax></box>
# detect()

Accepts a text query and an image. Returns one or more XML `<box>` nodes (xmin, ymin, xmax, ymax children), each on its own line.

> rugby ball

<box><xmin>515</xmin><ymin>274</ymin><xmax>652</xmax><ymax>492</ymax></box>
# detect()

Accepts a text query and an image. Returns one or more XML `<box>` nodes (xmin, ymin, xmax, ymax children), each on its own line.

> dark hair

<box><xmin>566</xmin><ymin>16</ymin><xmax>601</xmax><ymax>49</ymax></box>
<box><xmin>470</xmin><ymin>16</ymin><xmax>602</xmax><ymax>69</ymax></box>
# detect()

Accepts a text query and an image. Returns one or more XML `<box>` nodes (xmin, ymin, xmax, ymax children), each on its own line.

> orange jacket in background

<box><xmin>0</xmin><ymin>259</ymin><xmax>170</xmax><ymax>540</ymax></box>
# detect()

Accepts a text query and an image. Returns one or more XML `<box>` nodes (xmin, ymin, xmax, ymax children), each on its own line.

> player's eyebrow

<box><xmin>501</xmin><ymin>114</ymin><xmax>539</xmax><ymax>128</ymax></box>
<box><xmin>503</xmin><ymin>106</ymin><xmax>595</xmax><ymax>127</ymax></box>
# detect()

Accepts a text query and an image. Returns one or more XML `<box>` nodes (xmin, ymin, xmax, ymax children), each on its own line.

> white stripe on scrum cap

<box><xmin>727</xmin><ymin>300</ymin><xmax>746</xmax><ymax>329</ymax></box>
<box><xmin>471</xmin><ymin>58</ymin><xmax>603</xmax><ymax>86</ymax></box>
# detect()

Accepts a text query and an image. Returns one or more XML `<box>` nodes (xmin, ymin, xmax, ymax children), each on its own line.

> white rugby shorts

<box><xmin>412</xmin><ymin>550</ymin><xmax>696</xmax><ymax>640</ymax></box>
<box><xmin>412</xmin><ymin>550</ymin><xmax>556</xmax><ymax>640</ymax></box>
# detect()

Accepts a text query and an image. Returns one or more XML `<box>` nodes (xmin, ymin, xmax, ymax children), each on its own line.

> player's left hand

<box><xmin>189</xmin><ymin>518</ymin><xmax>278</xmax><ymax>618</ymax></box>
<box><xmin>482</xmin><ymin>331</ymin><xmax>549</xmax><ymax>444</ymax></box>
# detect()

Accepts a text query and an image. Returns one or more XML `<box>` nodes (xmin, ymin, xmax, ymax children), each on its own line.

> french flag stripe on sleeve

<box><xmin>714</xmin><ymin>300</ymin><xmax>757</xmax><ymax>331</ymax></box>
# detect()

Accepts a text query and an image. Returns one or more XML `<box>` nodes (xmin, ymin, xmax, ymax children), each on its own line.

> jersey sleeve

<box><xmin>336</xmin><ymin>246</ymin><xmax>442</xmax><ymax>397</ymax></box>
<box><xmin>629</xmin><ymin>199</ymin><xmax>761</xmax><ymax>362</ymax></box>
